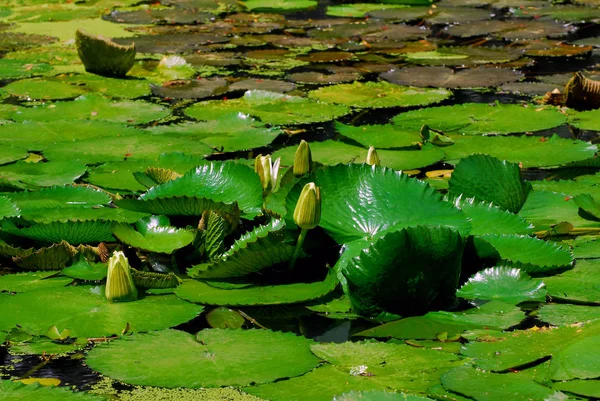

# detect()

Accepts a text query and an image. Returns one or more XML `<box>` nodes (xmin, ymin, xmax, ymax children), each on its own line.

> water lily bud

<box><xmin>366</xmin><ymin>146</ymin><xmax>380</xmax><ymax>166</ymax></box>
<box><xmin>254</xmin><ymin>154</ymin><xmax>272</xmax><ymax>190</ymax></box>
<box><xmin>271</xmin><ymin>157</ymin><xmax>281</xmax><ymax>189</ymax></box>
<box><xmin>106</xmin><ymin>251</ymin><xmax>138</xmax><ymax>302</ymax></box>
<box><xmin>293</xmin><ymin>140</ymin><xmax>313</xmax><ymax>177</ymax></box>
<box><xmin>293</xmin><ymin>182</ymin><xmax>321</xmax><ymax>230</ymax></box>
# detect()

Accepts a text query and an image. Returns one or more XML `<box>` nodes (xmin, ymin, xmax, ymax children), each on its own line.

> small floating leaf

<box><xmin>457</xmin><ymin>267</ymin><xmax>546</xmax><ymax>304</ymax></box>
<box><xmin>112</xmin><ymin>215</ymin><xmax>195</xmax><ymax>254</ymax></box>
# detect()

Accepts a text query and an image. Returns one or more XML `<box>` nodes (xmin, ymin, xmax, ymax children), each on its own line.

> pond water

<box><xmin>1</xmin><ymin>0</ymin><xmax>600</xmax><ymax>400</ymax></box>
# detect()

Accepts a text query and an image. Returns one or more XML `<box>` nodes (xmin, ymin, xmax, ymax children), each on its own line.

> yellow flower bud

<box><xmin>106</xmin><ymin>251</ymin><xmax>138</xmax><ymax>302</ymax></box>
<box><xmin>254</xmin><ymin>154</ymin><xmax>272</xmax><ymax>190</ymax></box>
<box><xmin>293</xmin><ymin>182</ymin><xmax>321</xmax><ymax>230</ymax></box>
<box><xmin>293</xmin><ymin>140</ymin><xmax>313</xmax><ymax>177</ymax></box>
<box><xmin>366</xmin><ymin>146</ymin><xmax>380</xmax><ymax>166</ymax></box>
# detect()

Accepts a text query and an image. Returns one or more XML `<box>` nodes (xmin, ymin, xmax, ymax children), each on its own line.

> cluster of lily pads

<box><xmin>1</xmin><ymin>0</ymin><xmax>600</xmax><ymax>399</ymax></box>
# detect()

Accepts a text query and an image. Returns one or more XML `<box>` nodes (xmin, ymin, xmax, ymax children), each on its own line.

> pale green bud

<box><xmin>106</xmin><ymin>251</ymin><xmax>138</xmax><ymax>302</ymax></box>
<box><xmin>293</xmin><ymin>140</ymin><xmax>313</xmax><ymax>177</ymax></box>
<box><xmin>255</xmin><ymin>154</ymin><xmax>272</xmax><ymax>190</ymax></box>
<box><xmin>293</xmin><ymin>182</ymin><xmax>321</xmax><ymax>230</ymax></box>
<box><xmin>366</xmin><ymin>146</ymin><xmax>380</xmax><ymax>166</ymax></box>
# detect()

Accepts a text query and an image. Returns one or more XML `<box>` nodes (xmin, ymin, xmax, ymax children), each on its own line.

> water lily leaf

<box><xmin>118</xmin><ymin>161</ymin><xmax>263</xmax><ymax>218</ymax></box>
<box><xmin>340</xmin><ymin>226</ymin><xmax>465</xmax><ymax>316</ymax></box>
<box><xmin>333</xmin><ymin>391</ymin><xmax>434</xmax><ymax>401</ymax></box>
<box><xmin>532</xmin><ymin>178</ymin><xmax>600</xmax><ymax>200</ymax></box>
<box><xmin>189</xmin><ymin>219</ymin><xmax>295</xmax><ymax>279</ymax></box>
<box><xmin>19</xmin><ymin>207</ymin><xmax>149</xmax><ymax>225</ymax></box>
<box><xmin>573</xmin><ymin>194</ymin><xmax>600</xmax><ymax>219</ymax></box>
<box><xmin>0</xmin><ymin>59</ymin><xmax>53</xmax><ymax>79</ymax></box>
<box><xmin>0</xmin><ymin>145</ymin><xmax>28</xmax><ymax>166</ymax></box>
<box><xmin>8</xmin><ymin>335</ymin><xmax>89</xmax><ymax>356</ymax></box>
<box><xmin>62</xmin><ymin>259</ymin><xmax>107</xmax><ymax>281</ymax></box>
<box><xmin>0</xmin><ymin>160</ymin><xmax>87</xmax><ymax>189</ymax></box>
<box><xmin>0</xmin><ymin>271</ymin><xmax>73</xmax><ymax>293</ymax></box>
<box><xmin>287</xmin><ymin>71</ymin><xmax>363</xmax><ymax>85</ymax></box>
<box><xmin>445</xmin><ymin>20</ymin><xmax>575</xmax><ymax>40</ymax></box>
<box><xmin>175</xmin><ymin>268</ymin><xmax>338</xmax><ymax>306</ymax></box>
<box><xmin>0</xmin><ymin>286</ymin><xmax>203</xmax><ymax>338</ymax></box>
<box><xmin>381</xmin><ymin>66</ymin><xmax>523</xmax><ymax>89</ymax></box>
<box><xmin>0</xmin><ymin>380</ymin><xmax>105</xmax><ymax>401</ymax></box>
<box><xmin>443</xmin><ymin>135</ymin><xmax>596</xmax><ymax>168</ymax></box>
<box><xmin>308</xmin><ymin>81</ymin><xmax>451</xmax><ymax>109</ymax></box>
<box><xmin>448</xmin><ymin>155</ymin><xmax>531</xmax><ymax>214</ymax></box>
<box><xmin>86</xmin><ymin>328</ymin><xmax>319</xmax><ymax>387</ymax></box>
<box><xmin>403</xmin><ymin>46</ymin><xmax>520</xmax><ymax>66</ymax></box>
<box><xmin>151</xmin><ymin>77</ymin><xmax>228</xmax><ymax>99</ymax></box>
<box><xmin>477</xmin><ymin>234</ymin><xmax>573</xmax><ymax>273</ymax></box>
<box><xmin>326</xmin><ymin>4</ymin><xmax>411</xmax><ymax>18</ymax></box>
<box><xmin>545</xmin><ymin>259</ymin><xmax>600</xmax><ymax>305</ymax></box>
<box><xmin>538</xmin><ymin>304</ymin><xmax>600</xmax><ymax>326</ymax></box>
<box><xmin>463</xmin><ymin>320</ymin><xmax>600</xmax><ymax>380</ymax></box>
<box><xmin>11</xmin><ymin>94</ymin><xmax>170</xmax><ymax>125</ymax></box>
<box><xmin>112</xmin><ymin>215</ymin><xmax>195</xmax><ymax>254</ymax></box>
<box><xmin>441</xmin><ymin>366</ymin><xmax>566</xmax><ymax>401</ymax></box>
<box><xmin>246</xmin><ymin>364</ymin><xmax>380</xmax><ymax>401</ymax></box>
<box><xmin>186</xmin><ymin>90</ymin><xmax>350</xmax><ymax>126</ymax></box>
<box><xmin>6</xmin><ymin>241</ymin><xmax>98</xmax><ymax>271</ymax></box>
<box><xmin>5</xmin><ymin>185</ymin><xmax>110</xmax><ymax>212</ymax></box>
<box><xmin>335</xmin><ymin>122</ymin><xmax>421</xmax><ymax>149</ymax></box>
<box><xmin>513</xmin><ymin>5</ymin><xmax>600</xmax><ymax>22</ymax></box>
<box><xmin>552</xmin><ymin>380</ymin><xmax>600</xmax><ymax>398</ymax></box>
<box><xmin>572</xmin><ymin>236</ymin><xmax>600</xmax><ymax>259</ymax></box>
<box><xmin>3</xmin><ymin>78</ymin><xmax>86</xmax><ymax>100</ymax></box>
<box><xmin>2</xmin><ymin>219</ymin><xmax>114</xmax><ymax>244</ymax></box>
<box><xmin>0</xmin><ymin>196</ymin><xmax>20</xmax><ymax>220</ymax></box>
<box><xmin>285</xmin><ymin>164</ymin><xmax>470</xmax><ymax>244</ymax></box>
<box><xmin>6</xmin><ymin>18</ymin><xmax>137</xmax><ymax>42</ymax></box>
<box><xmin>146</xmin><ymin>113</ymin><xmax>282</xmax><ymax>152</ymax></box>
<box><xmin>392</xmin><ymin>103</ymin><xmax>566</xmax><ymax>135</ymax></box>
<box><xmin>451</xmin><ymin>197</ymin><xmax>532</xmax><ymax>236</ymax></box>
<box><xmin>356</xmin><ymin>301</ymin><xmax>524</xmax><ymax>340</ymax></box>
<box><xmin>518</xmin><ymin>190</ymin><xmax>598</xmax><ymax>231</ymax></box>
<box><xmin>310</xmin><ymin>340</ymin><xmax>460</xmax><ymax>393</ymax></box>
<box><xmin>457</xmin><ymin>267</ymin><xmax>546</xmax><ymax>304</ymax></box>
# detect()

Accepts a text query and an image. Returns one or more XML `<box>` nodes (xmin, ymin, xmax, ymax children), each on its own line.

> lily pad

<box><xmin>340</xmin><ymin>226</ymin><xmax>465</xmax><ymax>316</ymax></box>
<box><xmin>392</xmin><ymin>103</ymin><xmax>567</xmax><ymax>136</ymax></box>
<box><xmin>86</xmin><ymin>328</ymin><xmax>319</xmax><ymax>387</ymax></box>
<box><xmin>403</xmin><ymin>46</ymin><xmax>521</xmax><ymax>66</ymax></box>
<box><xmin>0</xmin><ymin>380</ymin><xmax>104</xmax><ymax>401</ymax></box>
<box><xmin>0</xmin><ymin>271</ymin><xmax>73</xmax><ymax>293</ymax></box>
<box><xmin>0</xmin><ymin>196</ymin><xmax>20</xmax><ymax>220</ymax></box>
<box><xmin>0</xmin><ymin>59</ymin><xmax>53</xmax><ymax>79</ymax></box>
<box><xmin>1</xmin><ymin>219</ymin><xmax>114</xmax><ymax>244</ymax></box>
<box><xmin>457</xmin><ymin>267</ymin><xmax>546</xmax><ymax>304</ymax></box>
<box><xmin>335</xmin><ymin>122</ymin><xmax>421</xmax><ymax>149</ymax></box>
<box><xmin>309</xmin><ymin>81</ymin><xmax>451</xmax><ymax>109</ymax></box>
<box><xmin>176</xmin><ymin>268</ymin><xmax>338</xmax><ymax>306</ymax></box>
<box><xmin>381</xmin><ymin>66</ymin><xmax>523</xmax><ymax>89</ymax></box>
<box><xmin>538</xmin><ymin>304</ymin><xmax>600</xmax><ymax>326</ymax></box>
<box><xmin>11</xmin><ymin>94</ymin><xmax>170</xmax><ymax>125</ymax></box>
<box><xmin>552</xmin><ymin>380</ymin><xmax>600</xmax><ymax>398</ymax></box>
<box><xmin>61</xmin><ymin>259</ymin><xmax>108</xmax><ymax>281</ymax></box>
<box><xmin>242</xmin><ymin>0</ymin><xmax>317</xmax><ymax>12</ymax></box>
<box><xmin>450</xmin><ymin>197</ymin><xmax>533</xmax><ymax>236</ymax></box>
<box><xmin>112</xmin><ymin>215</ymin><xmax>195</xmax><ymax>254</ymax></box>
<box><xmin>0</xmin><ymin>285</ymin><xmax>203</xmax><ymax>338</ymax></box>
<box><xmin>356</xmin><ymin>301</ymin><xmax>524</xmax><ymax>340</ymax></box>
<box><xmin>326</xmin><ymin>4</ymin><xmax>412</xmax><ymax>18</ymax></box>
<box><xmin>333</xmin><ymin>392</ymin><xmax>433</xmax><ymax>401</ymax></box>
<box><xmin>186</xmin><ymin>90</ymin><xmax>350</xmax><ymax>126</ymax></box>
<box><xmin>0</xmin><ymin>160</ymin><xmax>87</xmax><ymax>188</ymax></box>
<box><xmin>544</xmin><ymin>259</ymin><xmax>600</xmax><ymax>304</ymax></box>
<box><xmin>5</xmin><ymin>185</ymin><xmax>110</xmax><ymax>213</ymax></box>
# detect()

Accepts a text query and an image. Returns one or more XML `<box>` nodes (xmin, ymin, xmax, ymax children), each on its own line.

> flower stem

<box><xmin>289</xmin><ymin>228</ymin><xmax>308</xmax><ymax>269</ymax></box>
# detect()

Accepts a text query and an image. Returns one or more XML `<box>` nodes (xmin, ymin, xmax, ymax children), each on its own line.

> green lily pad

<box><xmin>340</xmin><ymin>226</ymin><xmax>465</xmax><ymax>316</ymax></box>
<box><xmin>6</xmin><ymin>18</ymin><xmax>137</xmax><ymax>42</ymax></box>
<box><xmin>326</xmin><ymin>4</ymin><xmax>411</xmax><ymax>18</ymax></box>
<box><xmin>0</xmin><ymin>160</ymin><xmax>87</xmax><ymax>188</ymax></box>
<box><xmin>449</xmin><ymin>155</ymin><xmax>531</xmax><ymax>214</ymax></box>
<box><xmin>532</xmin><ymin>178</ymin><xmax>600</xmax><ymax>200</ymax></box>
<box><xmin>11</xmin><ymin>94</ymin><xmax>170</xmax><ymax>125</ymax></box>
<box><xmin>61</xmin><ymin>259</ymin><xmax>108</xmax><ymax>281</ymax></box>
<box><xmin>356</xmin><ymin>301</ymin><xmax>524</xmax><ymax>340</ymax></box>
<box><xmin>552</xmin><ymin>380</ymin><xmax>600</xmax><ymax>398</ymax></box>
<box><xmin>176</xmin><ymin>268</ymin><xmax>338</xmax><ymax>306</ymax></box>
<box><xmin>5</xmin><ymin>185</ymin><xmax>110</xmax><ymax>213</ymax></box>
<box><xmin>0</xmin><ymin>380</ymin><xmax>105</xmax><ymax>401</ymax></box>
<box><xmin>403</xmin><ymin>46</ymin><xmax>521</xmax><ymax>66</ymax></box>
<box><xmin>0</xmin><ymin>145</ymin><xmax>28</xmax><ymax>166</ymax></box>
<box><xmin>61</xmin><ymin>73</ymin><xmax>151</xmax><ymax>99</ymax></box>
<box><xmin>146</xmin><ymin>113</ymin><xmax>282</xmax><ymax>152</ymax></box>
<box><xmin>309</xmin><ymin>82</ymin><xmax>451</xmax><ymax>109</ymax></box>
<box><xmin>573</xmin><ymin>194</ymin><xmax>600</xmax><ymax>219</ymax></box>
<box><xmin>333</xmin><ymin>391</ymin><xmax>433</xmax><ymax>401</ymax></box>
<box><xmin>8</xmin><ymin>335</ymin><xmax>89</xmax><ymax>356</ymax></box>
<box><xmin>86</xmin><ymin>328</ymin><xmax>319</xmax><ymax>387</ymax></box>
<box><xmin>457</xmin><ymin>267</ymin><xmax>546</xmax><ymax>304</ymax></box>
<box><xmin>113</xmin><ymin>215</ymin><xmax>195</xmax><ymax>254</ymax></box>
<box><xmin>476</xmin><ymin>234</ymin><xmax>573</xmax><ymax>273</ymax></box>
<box><xmin>518</xmin><ymin>190</ymin><xmax>598</xmax><ymax>231</ymax></box>
<box><xmin>392</xmin><ymin>103</ymin><xmax>567</xmax><ymax>135</ymax></box>
<box><xmin>441</xmin><ymin>366</ymin><xmax>566</xmax><ymax>401</ymax></box>
<box><xmin>189</xmin><ymin>219</ymin><xmax>295</xmax><ymax>279</ymax></box>
<box><xmin>450</xmin><ymin>197</ymin><xmax>532</xmax><ymax>236</ymax></box>
<box><xmin>19</xmin><ymin>207</ymin><xmax>149</xmax><ymax>225</ymax></box>
<box><xmin>335</xmin><ymin>122</ymin><xmax>421</xmax><ymax>149</ymax></box>
<box><xmin>538</xmin><ymin>304</ymin><xmax>600</xmax><ymax>326</ymax></box>
<box><xmin>443</xmin><ymin>134</ymin><xmax>596</xmax><ymax>168</ymax></box>
<box><xmin>567</xmin><ymin>109</ymin><xmax>600</xmax><ymax>131</ymax></box>
<box><xmin>3</xmin><ymin>78</ymin><xmax>86</xmax><ymax>100</ymax></box>
<box><xmin>0</xmin><ymin>59</ymin><xmax>53</xmax><ymax>79</ymax></box>
<box><xmin>0</xmin><ymin>196</ymin><xmax>20</xmax><ymax>220</ymax></box>
<box><xmin>544</xmin><ymin>259</ymin><xmax>600</xmax><ymax>304</ymax></box>
<box><xmin>118</xmin><ymin>161</ymin><xmax>263</xmax><ymax>218</ymax></box>
<box><xmin>284</xmin><ymin>164</ymin><xmax>470</xmax><ymax>244</ymax></box>
<box><xmin>2</xmin><ymin>219</ymin><xmax>113</xmax><ymax>244</ymax></box>
<box><xmin>381</xmin><ymin>66</ymin><xmax>523</xmax><ymax>89</ymax></box>
<box><xmin>242</xmin><ymin>0</ymin><xmax>317</xmax><ymax>12</ymax></box>
<box><xmin>185</xmin><ymin>90</ymin><xmax>350</xmax><ymax>126</ymax></box>
<box><xmin>572</xmin><ymin>236</ymin><xmax>600</xmax><ymax>259</ymax></box>
<box><xmin>0</xmin><ymin>285</ymin><xmax>203</xmax><ymax>338</ymax></box>
<box><xmin>0</xmin><ymin>271</ymin><xmax>73</xmax><ymax>293</ymax></box>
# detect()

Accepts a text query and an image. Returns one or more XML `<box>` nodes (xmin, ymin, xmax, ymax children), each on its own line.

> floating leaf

<box><xmin>552</xmin><ymin>380</ymin><xmax>600</xmax><ymax>399</ymax></box>
<box><xmin>518</xmin><ymin>190</ymin><xmax>597</xmax><ymax>231</ymax></box>
<box><xmin>457</xmin><ymin>267</ymin><xmax>546</xmax><ymax>304</ymax></box>
<box><xmin>189</xmin><ymin>219</ymin><xmax>295</xmax><ymax>279</ymax></box>
<box><xmin>403</xmin><ymin>46</ymin><xmax>521</xmax><ymax>66</ymax></box>
<box><xmin>381</xmin><ymin>66</ymin><xmax>523</xmax><ymax>88</ymax></box>
<box><xmin>448</xmin><ymin>154</ymin><xmax>531</xmax><ymax>214</ymax></box>
<box><xmin>356</xmin><ymin>301</ymin><xmax>524</xmax><ymax>340</ymax></box>
<box><xmin>451</xmin><ymin>197</ymin><xmax>532</xmax><ymax>236</ymax></box>
<box><xmin>62</xmin><ymin>259</ymin><xmax>108</xmax><ymax>281</ymax></box>
<box><xmin>242</xmin><ymin>0</ymin><xmax>317</xmax><ymax>12</ymax></box>
<box><xmin>545</xmin><ymin>259</ymin><xmax>600</xmax><ymax>304</ymax></box>
<box><xmin>86</xmin><ymin>328</ymin><xmax>319</xmax><ymax>387</ymax></box>
<box><xmin>538</xmin><ymin>304</ymin><xmax>600</xmax><ymax>326</ymax></box>
<box><xmin>335</xmin><ymin>122</ymin><xmax>421</xmax><ymax>149</ymax></box>
<box><xmin>0</xmin><ymin>160</ymin><xmax>87</xmax><ymax>189</ymax></box>
<box><xmin>6</xmin><ymin>185</ymin><xmax>110</xmax><ymax>213</ymax></box>
<box><xmin>0</xmin><ymin>59</ymin><xmax>53</xmax><ymax>79</ymax></box>
<box><xmin>0</xmin><ymin>380</ymin><xmax>104</xmax><ymax>401</ymax></box>
<box><xmin>0</xmin><ymin>271</ymin><xmax>73</xmax><ymax>293</ymax></box>
<box><xmin>112</xmin><ymin>215</ymin><xmax>195</xmax><ymax>254</ymax></box>
<box><xmin>0</xmin><ymin>196</ymin><xmax>20</xmax><ymax>220</ymax></box>
<box><xmin>176</xmin><ymin>268</ymin><xmax>338</xmax><ymax>306</ymax></box>
<box><xmin>333</xmin><ymin>391</ymin><xmax>434</xmax><ymax>401</ymax></box>
<box><xmin>340</xmin><ymin>226</ymin><xmax>465</xmax><ymax>316</ymax></box>
<box><xmin>309</xmin><ymin>82</ymin><xmax>451</xmax><ymax>109</ymax></box>
<box><xmin>0</xmin><ymin>286</ymin><xmax>203</xmax><ymax>338</ymax></box>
